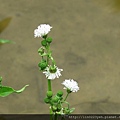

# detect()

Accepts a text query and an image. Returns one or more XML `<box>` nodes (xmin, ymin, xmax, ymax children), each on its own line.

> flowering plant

<box><xmin>34</xmin><ymin>24</ymin><xmax>79</xmax><ymax>119</ymax></box>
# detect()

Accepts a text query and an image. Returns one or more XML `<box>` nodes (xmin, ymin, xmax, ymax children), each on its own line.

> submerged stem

<box><xmin>54</xmin><ymin>113</ymin><xmax>58</xmax><ymax>120</ymax></box>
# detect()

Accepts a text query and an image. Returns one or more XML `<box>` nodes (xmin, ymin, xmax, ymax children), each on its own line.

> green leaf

<box><xmin>0</xmin><ymin>85</ymin><xmax>29</xmax><ymax>97</ymax></box>
<box><xmin>0</xmin><ymin>86</ymin><xmax>14</xmax><ymax>97</ymax></box>
<box><xmin>0</xmin><ymin>39</ymin><xmax>14</xmax><ymax>45</ymax></box>
<box><xmin>0</xmin><ymin>17</ymin><xmax>12</xmax><ymax>34</ymax></box>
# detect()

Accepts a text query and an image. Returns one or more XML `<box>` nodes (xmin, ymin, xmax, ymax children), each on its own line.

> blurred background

<box><xmin>0</xmin><ymin>0</ymin><xmax>120</xmax><ymax>114</ymax></box>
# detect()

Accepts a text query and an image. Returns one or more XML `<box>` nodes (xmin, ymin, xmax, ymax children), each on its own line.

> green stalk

<box><xmin>50</xmin><ymin>107</ymin><xmax>53</xmax><ymax>120</ymax></box>
<box><xmin>64</xmin><ymin>92</ymin><xmax>69</xmax><ymax>101</ymax></box>
<box><xmin>54</xmin><ymin>113</ymin><xmax>58</xmax><ymax>120</ymax></box>
<box><xmin>48</xmin><ymin>79</ymin><xmax>52</xmax><ymax>117</ymax></box>
<box><xmin>46</xmin><ymin>43</ymin><xmax>50</xmax><ymax>64</ymax></box>
<box><xmin>48</xmin><ymin>79</ymin><xmax>52</xmax><ymax>91</ymax></box>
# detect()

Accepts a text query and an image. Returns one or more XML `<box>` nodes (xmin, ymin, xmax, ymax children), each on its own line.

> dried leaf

<box><xmin>0</xmin><ymin>17</ymin><xmax>12</xmax><ymax>34</ymax></box>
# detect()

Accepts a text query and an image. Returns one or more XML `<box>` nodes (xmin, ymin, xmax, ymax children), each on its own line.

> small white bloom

<box><xmin>34</xmin><ymin>24</ymin><xmax>52</xmax><ymax>38</ymax></box>
<box><xmin>43</xmin><ymin>65</ymin><xmax>63</xmax><ymax>80</ymax></box>
<box><xmin>62</xmin><ymin>79</ymin><xmax>79</xmax><ymax>92</ymax></box>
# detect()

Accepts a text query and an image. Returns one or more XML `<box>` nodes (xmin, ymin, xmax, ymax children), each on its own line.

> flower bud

<box><xmin>46</xmin><ymin>37</ymin><xmax>52</xmax><ymax>43</ymax></box>
<box><xmin>52</xmin><ymin>96</ymin><xmax>59</xmax><ymax>103</ymax></box>
<box><xmin>57</xmin><ymin>104</ymin><xmax>62</xmax><ymax>112</ymax></box>
<box><xmin>52</xmin><ymin>105</ymin><xmax>57</xmax><ymax>112</ymax></box>
<box><xmin>59</xmin><ymin>97</ymin><xmax>63</xmax><ymax>100</ymax></box>
<box><xmin>44</xmin><ymin>97</ymin><xmax>50</xmax><ymax>104</ymax></box>
<box><xmin>57</xmin><ymin>91</ymin><xmax>63</xmax><ymax>97</ymax></box>
<box><xmin>38</xmin><ymin>60</ymin><xmax>47</xmax><ymax>70</ymax></box>
<box><xmin>41</xmin><ymin>40</ymin><xmax>47</xmax><ymax>46</ymax></box>
<box><xmin>47</xmin><ymin>91</ymin><xmax>53</xmax><ymax>98</ymax></box>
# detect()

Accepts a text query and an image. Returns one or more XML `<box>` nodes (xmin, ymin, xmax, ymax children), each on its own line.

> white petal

<box><xmin>34</xmin><ymin>24</ymin><xmax>52</xmax><ymax>38</ymax></box>
<box><xmin>62</xmin><ymin>79</ymin><xmax>79</xmax><ymax>92</ymax></box>
<box><xmin>43</xmin><ymin>65</ymin><xmax>63</xmax><ymax>80</ymax></box>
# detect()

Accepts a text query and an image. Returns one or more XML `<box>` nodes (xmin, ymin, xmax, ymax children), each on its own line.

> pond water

<box><xmin>0</xmin><ymin>0</ymin><xmax>120</xmax><ymax>114</ymax></box>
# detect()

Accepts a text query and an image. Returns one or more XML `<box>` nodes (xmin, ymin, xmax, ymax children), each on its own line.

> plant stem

<box><xmin>48</xmin><ymin>79</ymin><xmax>52</xmax><ymax>91</ymax></box>
<box><xmin>64</xmin><ymin>93</ymin><xmax>69</xmax><ymax>101</ymax></box>
<box><xmin>54</xmin><ymin>113</ymin><xmax>58</xmax><ymax>120</ymax></box>
<box><xmin>46</xmin><ymin>43</ymin><xmax>50</xmax><ymax>64</ymax></box>
<box><xmin>50</xmin><ymin>107</ymin><xmax>53</xmax><ymax>120</ymax></box>
<box><xmin>48</xmin><ymin>79</ymin><xmax>52</xmax><ymax>117</ymax></box>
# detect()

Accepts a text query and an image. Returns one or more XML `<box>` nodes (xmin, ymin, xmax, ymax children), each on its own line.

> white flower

<box><xmin>43</xmin><ymin>65</ymin><xmax>63</xmax><ymax>80</ymax></box>
<box><xmin>34</xmin><ymin>24</ymin><xmax>52</xmax><ymax>38</ymax></box>
<box><xmin>62</xmin><ymin>79</ymin><xmax>79</xmax><ymax>92</ymax></box>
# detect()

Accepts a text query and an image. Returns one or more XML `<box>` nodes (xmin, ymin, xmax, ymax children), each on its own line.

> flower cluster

<box><xmin>34</xmin><ymin>24</ymin><xmax>52</xmax><ymax>38</ymax></box>
<box><xmin>34</xmin><ymin>24</ymin><xmax>79</xmax><ymax>115</ymax></box>
<box><xmin>62</xmin><ymin>79</ymin><xmax>79</xmax><ymax>92</ymax></box>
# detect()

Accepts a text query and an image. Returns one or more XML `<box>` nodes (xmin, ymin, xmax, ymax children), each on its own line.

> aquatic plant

<box><xmin>34</xmin><ymin>24</ymin><xmax>79</xmax><ymax>119</ymax></box>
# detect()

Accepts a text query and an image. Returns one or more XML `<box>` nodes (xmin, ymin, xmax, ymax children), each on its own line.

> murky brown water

<box><xmin>0</xmin><ymin>0</ymin><xmax>120</xmax><ymax>114</ymax></box>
